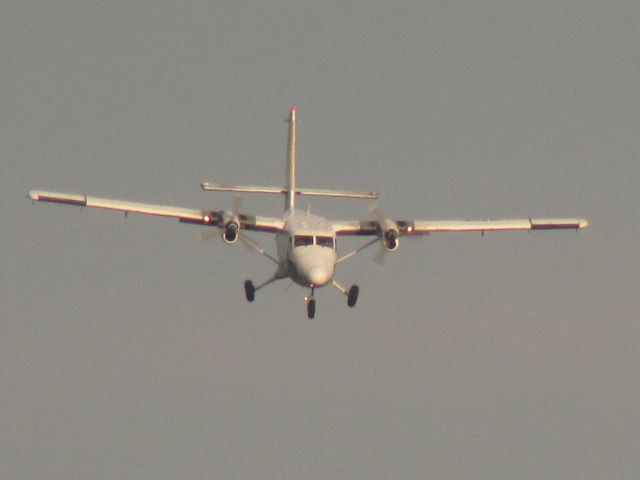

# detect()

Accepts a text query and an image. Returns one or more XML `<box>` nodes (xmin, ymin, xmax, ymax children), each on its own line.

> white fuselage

<box><xmin>276</xmin><ymin>210</ymin><xmax>337</xmax><ymax>288</ymax></box>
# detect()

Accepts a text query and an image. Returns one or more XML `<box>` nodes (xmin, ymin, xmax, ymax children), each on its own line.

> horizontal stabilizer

<box><xmin>201</xmin><ymin>183</ymin><xmax>284</xmax><ymax>195</ymax></box>
<box><xmin>202</xmin><ymin>182</ymin><xmax>378</xmax><ymax>200</ymax></box>
<box><xmin>296</xmin><ymin>188</ymin><xmax>378</xmax><ymax>200</ymax></box>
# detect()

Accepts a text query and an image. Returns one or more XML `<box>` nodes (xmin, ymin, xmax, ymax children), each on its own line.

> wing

<box><xmin>333</xmin><ymin>218</ymin><xmax>589</xmax><ymax>236</ymax></box>
<box><xmin>27</xmin><ymin>190</ymin><xmax>285</xmax><ymax>234</ymax></box>
<box><xmin>410</xmin><ymin>218</ymin><xmax>589</xmax><ymax>234</ymax></box>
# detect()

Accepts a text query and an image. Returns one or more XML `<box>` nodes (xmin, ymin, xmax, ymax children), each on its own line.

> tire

<box><xmin>244</xmin><ymin>280</ymin><xmax>255</xmax><ymax>302</ymax></box>
<box><xmin>347</xmin><ymin>285</ymin><xmax>359</xmax><ymax>307</ymax></box>
<box><xmin>307</xmin><ymin>298</ymin><xmax>316</xmax><ymax>319</ymax></box>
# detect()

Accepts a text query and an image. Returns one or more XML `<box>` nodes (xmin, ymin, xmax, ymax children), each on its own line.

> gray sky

<box><xmin>2</xmin><ymin>1</ymin><xmax>639</xmax><ymax>478</ymax></box>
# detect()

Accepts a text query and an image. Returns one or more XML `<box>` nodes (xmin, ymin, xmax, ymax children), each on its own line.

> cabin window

<box><xmin>294</xmin><ymin>235</ymin><xmax>314</xmax><ymax>247</ymax></box>
<box><xmin>316</xmin><ymin>236</ymin><xmax>335</xmax><ymax>249</ymax></box>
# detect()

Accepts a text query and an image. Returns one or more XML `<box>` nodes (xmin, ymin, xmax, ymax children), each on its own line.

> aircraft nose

<box><xmin>308</xmin><ymin>267</ymin><xmax>330</xmax><ymax>287</ymax></box>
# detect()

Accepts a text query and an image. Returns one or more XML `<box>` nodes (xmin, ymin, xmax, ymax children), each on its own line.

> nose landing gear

<box><xmin>305</xmin><ymin>286</ymin><xmax>316</xmax><ymax>319</ymax></box>
<box><xmin>306</xmin><ymin>298</ymin><xmax>316</xmax><ymax>319</ymax></box>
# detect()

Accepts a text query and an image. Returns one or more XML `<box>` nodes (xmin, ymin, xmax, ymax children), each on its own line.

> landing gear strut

<box><xmin>332</xmin><ymin>280</ymin><xmax>360</xmax><ymax>308</ymax></box>
<box><xmin>244</xmin><ymin>274</ymin><xmax>283</xmax><ymax>303</ymax></box>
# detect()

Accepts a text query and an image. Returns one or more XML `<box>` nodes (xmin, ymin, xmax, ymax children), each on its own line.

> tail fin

<box><xmin>201</xmin><ymin>107</ymin><xmax>379</xmax><ymax>203</ymax></box>
<box><xmin>285</xmin><ymin>107</ymin><xmax>296</xmax><ymax>211</ymax></box>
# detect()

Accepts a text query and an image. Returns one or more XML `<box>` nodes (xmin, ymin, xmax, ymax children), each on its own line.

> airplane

<box><xmin>28</xmin><ymin>107</ymin><xmax>589</xmax><ymax>318</ymax></box>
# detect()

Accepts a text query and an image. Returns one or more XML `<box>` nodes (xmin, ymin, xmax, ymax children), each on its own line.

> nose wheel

<box><xmin>305</xmin><ymin>287</ymin><xmax>316</xmax><ymax>319</ymax></box>
<box><xmin>306</xmin><ymin>298</ymin><xmax>316</xmax><ymax>319</ymax></box>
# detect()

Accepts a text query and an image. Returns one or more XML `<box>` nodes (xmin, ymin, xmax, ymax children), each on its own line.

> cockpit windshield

<box><xmin>316</xmin><ymin>236</ymin><xmax>335</xmax><ymax>249</ymax></box>
<box><xmin>294</xmin><ymin>235</ymin><xmax>314</xmax><ymax>247</ymax></box>
<box><xmin>293</xmin><ymin>235</ymin><xmax>335</xmax><ymax>249</ymax></box>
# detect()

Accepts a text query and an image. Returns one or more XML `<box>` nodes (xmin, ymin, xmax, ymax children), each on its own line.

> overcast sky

<box><xmin>2</xmin><ymin>1</ymin><xmax>639</xmax><ymax>478</ymax></box>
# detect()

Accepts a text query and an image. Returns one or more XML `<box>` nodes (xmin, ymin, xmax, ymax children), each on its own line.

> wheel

<box><xmin>307</xmin><ymin>298</ymin><xmax>316</xmax><ymax>319</ymax></box>
<box><xmin>347</xmin><ymin>285</ymin><xmax>359</xmax><ymax>307</ymax></box>
<box><xmin>244</xmin><ymin>280</ymin><xmax>255</xmax><ymax>302</ymax></box>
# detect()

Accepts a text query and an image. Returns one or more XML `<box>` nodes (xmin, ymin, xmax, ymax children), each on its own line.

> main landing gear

<box><xmin>244</xmin><ymin>274</ymin><xmax>281</xmax><ymax>303</ymax></box>
<box><xmin>347</xmin><ymin>285</ymin><xmax>359</xmax><ymax>307</ymax></box>
<box><xmin>244</xmin><ymin>280</ymin><xmax>255</xmax><ymax>302</ymax></box>
<box><xmin>333</xmin><ymin>280</ymin><xmax>359</xmax><ymax>309</ymax></box>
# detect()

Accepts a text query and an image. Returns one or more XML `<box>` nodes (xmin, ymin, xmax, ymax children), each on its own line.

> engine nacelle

<box><xmin>221</xmin><ymin>210</ymin><xmax>240</xmax><ymax>244</ymax></box>
<box><xmin>379</xmin><ymin>219</ymin><xmax>400</xmax><ymax>251</ymax></box>
<box><xmin>222</xmin><ymin>222</ymin><xmax>239</xmax><ymax>243</ymax></box>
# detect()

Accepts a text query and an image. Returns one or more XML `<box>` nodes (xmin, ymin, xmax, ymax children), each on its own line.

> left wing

<box><xmin>27</xmin><ymin>190</ymin><xmax>285</xmax><ymax>233</ymax></box>
<box><xmin>333</xmin><ymin>218</ymin><xmax>589</xmax><ymax>236</ymax></box>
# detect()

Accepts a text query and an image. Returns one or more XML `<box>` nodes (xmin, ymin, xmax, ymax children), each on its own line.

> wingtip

<box><xmin>27</xmin><ymin>190</ymin><xmax>39</xmax><ymax>201</ymax></box>
<box><xmin>579</xmin><ymin>219</ymin><xmax>590</xmax><ymax>229</ymax></box>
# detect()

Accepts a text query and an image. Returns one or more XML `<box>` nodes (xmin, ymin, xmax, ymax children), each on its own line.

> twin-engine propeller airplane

<box><xmin>28</xmin><ymin>107</ymin><xmax>588</xmax><ymax>318</ymax></box>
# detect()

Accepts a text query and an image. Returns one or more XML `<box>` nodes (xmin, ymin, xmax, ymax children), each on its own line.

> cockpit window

<box><xmin>292</xmin><ymin>235</ymin><xmax>336</xmax><ymax>249</ymax></box>
<box><xmin>294</xmin><ymin>235</ymin><xmax>314</xmax><ymax>247</ymax></box>
<box><xmin>316</xmin><ymin>236</ymin><xmax>335</xmax><ymax>249</ymax></box>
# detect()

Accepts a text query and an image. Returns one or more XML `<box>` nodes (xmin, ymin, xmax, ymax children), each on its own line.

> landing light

<box><xmin>203</xmin><ymin>215</ymin><xmax>211</xmax><ymax>223</ymax></box>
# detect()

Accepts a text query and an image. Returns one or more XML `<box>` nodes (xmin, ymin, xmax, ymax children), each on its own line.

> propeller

<box><xmin>368</xmin><ymin>204</ymin><xmax>389</xmax><ymax>266</ymax></box>
<box><xmin>198</xmin><ymin>195</ymin><xmax>279</xmax><ymax>265</ymax></box>
<box><xmin>230</xmin><ymin>194</ymin><xmax>243</xmax><ymax>219</ymax></box>
<box><xmin>199</xmin><ymin>229</ymin><xmax>220</xmax><ymax>242</ymax></box>
<box><xmin>199</xmin><ymin>193</ymin><xmax>243</xmax><ymax>243</ymax></box>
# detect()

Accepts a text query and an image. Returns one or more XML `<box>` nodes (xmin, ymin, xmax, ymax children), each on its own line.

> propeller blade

<box><xmin>368</xmin><ymin>203</ymin><xmax>387</xmax><ymax>265</ymax></box>
<box><xmin>372</xmin><ymin>244</ymin><xmax>387</xmax><ymax>266</ymax></box>
<box><xmin>368</xmin><ymin>203</ymin><xmax>385</xmax><ymax>224</ymax></box>
<box><xmin>199</xmin><ymin>194</ymin><xmax>270</xmax><ymax>260</ymax></box>
<box><xmin>231</xmin><ymin>194</ymin><xmax>243</xmax><ymax>215</ymax></box>
<box><xmin>199</xmin><ymin>230</ymin><xmax>220</xmax><ymax>242</ymax></box>
<box><xmin>238</xmin><ymin>232</ymin><xmax>280</xmax><ymax>265</ymax></box>
<box><xmin>237</xmin><ymin>231</ymin><xmax>261</xmax><ymax>254</ymax></box>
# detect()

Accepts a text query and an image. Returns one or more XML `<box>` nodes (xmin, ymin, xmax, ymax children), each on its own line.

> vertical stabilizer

<box><xmin>285</xmin><ymin>107</ymin><xmax>296</xmax><ymax>211</ymax></box>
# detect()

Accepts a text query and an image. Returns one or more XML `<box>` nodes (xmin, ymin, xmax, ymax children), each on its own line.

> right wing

<box><xmin>410</xmin><ymin>218</ymin><xmax>590</xmax><ymax>234</ymax></box>
<box><xmin>27</xmin><ymin>190</ymin><xmax>285</xmax><ymax>234</ymax></box>
<box><xmin>333</xmin><ymin>218</ymin><xmax>589</xmax><ymax>236</ymax></box>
